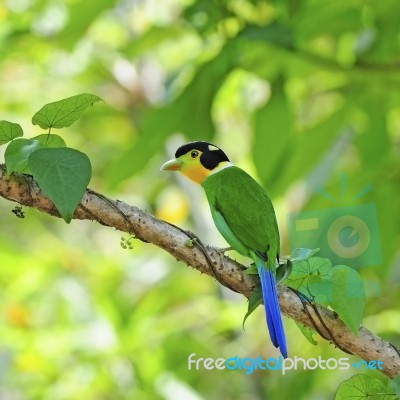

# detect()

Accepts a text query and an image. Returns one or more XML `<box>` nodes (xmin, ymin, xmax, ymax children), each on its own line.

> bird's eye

<box><xmin>190</xmin><ymin>151</ymin><xmax>199</xmax><ymax>158</ymax></box>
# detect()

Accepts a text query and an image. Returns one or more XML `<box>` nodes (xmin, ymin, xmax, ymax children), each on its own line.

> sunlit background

<box><xmin>1</xmin><ymin>0</ymin><xmax>399</xmax><ymax>399</ymax></box>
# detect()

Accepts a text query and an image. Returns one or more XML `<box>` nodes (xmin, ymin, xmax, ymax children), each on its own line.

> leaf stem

<box><xmin>45</xmin><ymin>127</ymin><xmax>52</xmax><ymax>146</ymax></box>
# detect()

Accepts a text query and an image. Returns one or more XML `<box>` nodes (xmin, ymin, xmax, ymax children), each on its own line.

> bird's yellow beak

<box><xmin>160</xmin><ymin>158</ymin><xmax>182</xmax><ymax>171</ymax></box>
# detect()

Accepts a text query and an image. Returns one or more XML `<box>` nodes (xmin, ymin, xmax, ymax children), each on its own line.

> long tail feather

<box><xmin>257</xmin><ymin>264</ymin><xmax>288</xmax><ymax>358</ymax></box>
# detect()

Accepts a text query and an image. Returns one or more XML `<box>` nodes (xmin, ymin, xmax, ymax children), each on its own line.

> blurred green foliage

<box><xmin>0</xmin><ymin>0</ymin><xmax>399</xmax><ymax>399</ymax></box>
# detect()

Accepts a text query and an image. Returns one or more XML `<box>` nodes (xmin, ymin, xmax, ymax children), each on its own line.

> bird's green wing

<box><xmin>209</xmin><ymin>205</ymin><xmax>250</xmax><ymax>256</ymax></box>
<box><xmin>202</xmin><ymin>166</ymin><xmax>279</xmax><ymax>260</ymax></box>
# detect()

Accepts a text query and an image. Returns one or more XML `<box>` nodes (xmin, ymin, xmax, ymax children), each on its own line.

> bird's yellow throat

<box><xmin>181</xmin><ymin>161</ymin><xmax>233</xmax><ymax>184</ymax></box>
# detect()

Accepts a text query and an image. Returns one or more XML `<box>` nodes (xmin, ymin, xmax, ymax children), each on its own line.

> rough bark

<box><xmin>0</xmin><ymin>164</ymin><xmax>399</xmax><ymax>378</ymax></box>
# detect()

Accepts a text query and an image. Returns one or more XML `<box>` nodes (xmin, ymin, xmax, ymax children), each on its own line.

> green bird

<box><xmin>161</xmin><ymin>141</ymin><xmax>287</xmax><ymax>357</ymax></box>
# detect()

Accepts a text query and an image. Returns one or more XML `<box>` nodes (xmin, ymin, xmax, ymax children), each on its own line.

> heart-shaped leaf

<box><xmin>391</xmin><ymin>375</ymin><xmax>400</xmax><ymax>398</ymax></box>
<box><xmin>294</xmin><ymin>321</ymin><xmax>317</xmax><ymax>345</ymax></box>
<box><xmin>336</xmin><ymin>374</ymin><xmax>394</xmax><ymax>400</ymax></box>
<box><xmin>32</xmin><ymin>93</ymin><xmax>102</xmax><ymax>129</ymax></box>
<box><xmin>0</xmin><ymin>121</ymin><xmax>23</xmax><ymax>145</ymax></box>
<box><xmin>290</xmin><ymin>248</ymin><xmax>320</xmax><ymax>262</ymax></box>
<box><xmin>28</xmin><ymin>148</ymin><xmax>92</xmax><ymax>223</ymax></box>
<box><xmin>32</xmin><ymin>134</ymin><xmax>67</xmax><ymax>148</ymax></box>
<box><xmin>5</xmin><ymin>135</ymin><xmax>67</xmax><ymax>174</ymax></box>
<box><xmin>242</xmin><ymin>289</ymin><xmax>262</xmax><ymax>328</ymax></box>
<box><xmin>330</xmin><ymin>265</ymin><xmax>365</xmax><ymax>334</ymax></box>
<box><xmin>5</xmin><ymin>139</ymin><xmax>41</xmax><ymax>174</ymax></box>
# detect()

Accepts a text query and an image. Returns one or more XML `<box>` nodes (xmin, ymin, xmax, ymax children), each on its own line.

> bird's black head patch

<box><xmin>175</xmin><ymin>141</ymin><xmax>230</xmax><ymax>170</ymax></box>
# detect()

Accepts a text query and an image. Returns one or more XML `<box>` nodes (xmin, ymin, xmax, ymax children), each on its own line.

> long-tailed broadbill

<box><xmin>161</xmin><ymin>141</ymin><xmax>287</xmax><ymax>357</ymax></box>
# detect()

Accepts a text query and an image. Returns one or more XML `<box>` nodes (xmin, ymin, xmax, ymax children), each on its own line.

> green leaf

<box><xmin>299</xmin><ymin>257</ymin><xmax>333</xmax><ymax>275</ymax></box>
<box><xmin>284</xmin><ymin>258</ymin><xmax>366</xmax><ymax>331</ymax></box>
<box><xmin>242</xmin><ymin>289</ymin><xmax>262</xmax><ymax>328</ymax></box>
<box><xmin>253</xmin><ymin>76</ymin><xmax>292</xmax><ymax>185</ymax></box>
<box><xmin>296</xmin><ymin>1</ymin><xmax>364</xmax><ymax>41</ymax></box>
<box><xmin>183</xmin><ymin>0</ymin><xmax>228</xmax><ymax>35</ymax></box>
<box><xmin>240</xmin><ymin>22</ymin><xmax>294</xmax><ymax>50</ymax></box>
<box><xmin>276</xmin><ymin>260</ymin><xmax>293</xmax><ymax>283</ymax></box>
<box><xmin>58</xmin><ymin>0</ymin><xmax>118</xmax><ymax>48</ymax></box>
<box><xmin>4</xmin><ymin>135</ymin><xmax>67</xmax><ymax>174</ymax></box>
<box><xmin>32</xmin><ymin>134</ymin><xmax>67</xmax><ymax>148</ymax></box>
<box><xmin>0</xmin><ymin>121</ymin><xmax>23</xmax><ymax>145</ymax></box>
<box><xmin>123</xmin><ymin>26</ymin><xmax>188</xmax><ymax>58</ymax></box>
<box><xmin>283</xmin><ymin>256</ymin><xmax>332</xmax><ymax>290</ymax></box>
<box><xmin>356</xmin><ymin>94</ymin><xmax>390</xmax><ymax>169</ymax></box>
<box><xmin>244</xmin><ymin>263</ymin><xmax>259</xmax><ymax>275</ymax></box>
<box><xmin>295</xmin><ymin>321</ymin><xmax>318</xmax><ymax>345</ymax></box>
<box><xmin>5</xmin><ymin>139</ymin><xmax>41</xmax><ymax>174</ymax></box>
<box><xmin>28</xmin><ymin>148</ymin><xmax>92</xmax><ymax>223</ymax></box>
<box><xmin>380</xmin><ymin>378</ymin><xmax>398</xmax><ymax>400</ymax></box>
<box><xmin>290</xmin><ymin>248</ymin><xmax>320</xmax><ymax>262</ymax></box>
<box><xmin>307</xmin><ymin>276</ymin><xmax>332</xmax><ymax>304</ymax></box>
<box><xmin>330</xmin><ymin>265</ymin><xmax>365</xmax><ymax>334</ymax></box>
<box><xmin>268</xmin><ymin>104</ymin><xmax>349</xmax><ymax>196</ymax></box>
<box><xmin>335</xmin><ymin>374</ymin><xmax>395</xmax><ymax>400</ymax></box>
<box><xmin>32</xmin><ymin>94</ymin><xmax>102</xmax><ymax>129</ymax></box>
<box><xmin>391</xmin><ymin>375</ymin><xmax>400</xmax><ymax>398</ymax></box>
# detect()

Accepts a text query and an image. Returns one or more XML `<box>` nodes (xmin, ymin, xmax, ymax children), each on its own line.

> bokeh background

<box><xmin>0</xmin><ymin>0</ymin><xmax>399</xmax><ymax>399</ymax></box>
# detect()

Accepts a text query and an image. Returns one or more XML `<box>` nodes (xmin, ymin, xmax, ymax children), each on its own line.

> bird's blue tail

<box><xmin>257</xmin><ymin>265</ymin><xmax>287</xmax><ymax>358</ymax></box>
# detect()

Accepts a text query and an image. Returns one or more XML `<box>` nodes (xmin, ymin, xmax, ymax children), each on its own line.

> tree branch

<box><xmin>0</xmin><ymin>164</ymin><xmax>399</xmax><ymax>378</ymax></box>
